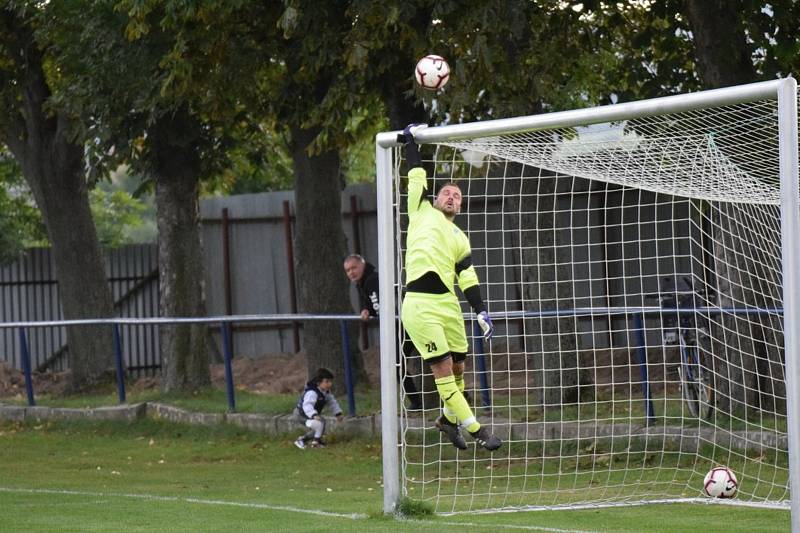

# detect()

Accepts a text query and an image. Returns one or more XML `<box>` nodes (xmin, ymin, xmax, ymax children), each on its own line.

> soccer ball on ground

<box><xmin>415</xmin><ymin>55</ymin><xmax>450</xmax><ymax>91</ymax></box>
<box><xmin>703</xmin><ymin>466</ymin><xmax>738</xmax><ymax>498</ymax></box>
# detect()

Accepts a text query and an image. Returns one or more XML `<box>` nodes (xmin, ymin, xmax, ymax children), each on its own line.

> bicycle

<box><xmin>648</xmin><ymin>275</ymin><xmax>714</xmax><ymax>420</ymax></box>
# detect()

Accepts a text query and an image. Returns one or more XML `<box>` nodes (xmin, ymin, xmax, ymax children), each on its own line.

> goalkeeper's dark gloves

<box><xmin>397</xmin><ymin>123</ymin><xmax>427</xmax><ymax>169</ymax></box>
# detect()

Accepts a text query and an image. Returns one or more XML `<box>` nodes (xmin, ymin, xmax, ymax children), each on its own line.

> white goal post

<box><xmin>376</xmin><ymin>78</ymin><xmax>799</xmax><ymax>525</ymax></box>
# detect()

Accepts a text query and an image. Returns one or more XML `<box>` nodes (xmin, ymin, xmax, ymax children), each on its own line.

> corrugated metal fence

<box><xmin>0</xmin><ymin>184</ymin><xmax>379</xmax><ymax>374</ymax></box>
<box><xmin>0</xmin><ymin>244</ymin><xmax>160</xmax><ymax>377</ymax></box>
<box><xmin>199</xmin><ymin>185</ymin><xmax>378</xmax><ymax>358</ymax></box>
<box><xmin>0</xmin><ymin>180</ymin><xmax>695</xmax><ymax>374</ymax></box>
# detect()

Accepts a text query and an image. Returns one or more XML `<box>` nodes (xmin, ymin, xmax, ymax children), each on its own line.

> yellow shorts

<box><xmin>401</xmin><ymin>292</ymin><xmax>468</xmax><ymax>360</ymax></box>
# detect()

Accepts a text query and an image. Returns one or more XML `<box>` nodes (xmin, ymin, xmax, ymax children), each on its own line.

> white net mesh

<box><xmin>393</xmin><ymin>97</ymin><xmax>794</xmax><ymax>513</ymax></box>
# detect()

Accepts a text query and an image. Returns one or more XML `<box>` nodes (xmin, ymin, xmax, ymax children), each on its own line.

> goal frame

<box><xmin>375</xmin><ymin>77</ymin><xmax>799</xmax><ymax>526</ymax></box>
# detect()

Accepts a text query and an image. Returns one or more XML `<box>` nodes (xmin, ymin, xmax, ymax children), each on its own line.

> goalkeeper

<box><xmin>397</xmin><ymin>124</ymin><xmax>501</xmax><ymax>452</ymax></box>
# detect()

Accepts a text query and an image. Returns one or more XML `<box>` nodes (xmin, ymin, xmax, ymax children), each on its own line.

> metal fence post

<box><xmin>633</xmin><ymin>313</ymin><xmax>656</xmax><ymax>424</ymax></box>
<box><xmin>221</xmin><ymin>321</ymin><xmax>236</xmax><ymax>412</ymax></box>
<box><xmin>19</xmin><ymin>328</ymin><xmax>35</xmax><ymax>406</ymax></box>
<box><xmin>112</xmin><ymin>324</ymin><xmax>126</xmax><ymax>403</ymax></box>
<box><xmin>472</xmin><ymin>322</ymin><xmax>491</xmax><ymax>408</ymax></box>
<box><xmin>282</xmin><ymin>201</ymin><xmax>301</xmax><ymax>352</ymax></box>
<box><xmin>339</xmin><ymin>320</ymin><xmax>356</xmax><ymax>417</ymax></box>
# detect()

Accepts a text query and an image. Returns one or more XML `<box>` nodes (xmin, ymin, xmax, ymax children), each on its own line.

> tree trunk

<box><xmin>683</xmin><ymin>0</ymin><xmax>757</xmax><ymax>89</ymax></box>
<box><xmin>147</xmin><ymin>108</ymin><xmax>210</xmax><ymax>392</ymax></box>
<box><xmin>505</xmin><ymin>165</ymin><xmax>580</xmax><ymax>408</ymax></box>
<box><xmin>682</xmin><ymin>1</ymin><xmax>784</xmax><ymax>415</ymax></box>
<box><xmin>0</xmin><ymin>9</ymin><xmax>114</xmax><ymax>391</ymax></box>
<box><xmin>289</xmin><ymin>124</ymin><xmax>356</xmax><ymax>391</ymax></box>
<box><xmin>710</xmin><ymin>205</ymin><xmax>785</xmax><ymax>415</ymax></box>
<box><xmin>523</xmin><ymin>173</ymin><xmax>580</xmax><ymax>407</ymax></box>
<box><xmin>23</xmin><ymin>148</ymin><xmax>116</xmax><ymax>391</ymax></box>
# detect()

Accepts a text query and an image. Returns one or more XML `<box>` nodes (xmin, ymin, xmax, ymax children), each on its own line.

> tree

<box><xmin>39</xmin><ymin>2</ymin><xmax>203</xmax><ymax>391</ymax></box>
<box><xmin>0</xmin><ymin>5</ymin><xmax>115</xmax><ymax>391</ymax></box>
<box><xmin>48</xmin><ymin>0</ymin><xmax>363</xmax><ymax>390</ymax></box>
<box><xmin>581</xmin><ymin>0</ymin><xmax>800</xmax><ymax>414</ymax></box>
<box><xmin>681</xmin><ymin>0</ymin><xmax>797</xmax><ymax>415</ymax></box>
<box><xmin>46</xmin><ymin>0</ymin><xmax>308</xmax><ymax>391</ymax></box>
<box><xmin>262</xmin><ymin>4</ymin><xmax>367</xmax><ymax>384</ymax></box>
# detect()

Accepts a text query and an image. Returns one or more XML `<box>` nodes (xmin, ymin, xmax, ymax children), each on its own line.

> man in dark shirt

<box><xmin>344</xmin><ymin>254</ymin><xmax>380</xmax><ymax>321</ymax></box>
<box><xmin>344</xmin><ymin>254</ymin><xmax>422</xmax><ymax>410</ymax></box>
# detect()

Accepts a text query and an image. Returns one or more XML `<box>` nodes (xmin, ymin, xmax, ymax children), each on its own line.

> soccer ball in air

<box><xmin>703</xmin><ymin>466</ymin><xmax>738</xmax><ymax>498</ymax></box>
<box><xmin>415</xmin><ymin>55</ymin><xmax>450</xmax><ymax>91</ymax></box>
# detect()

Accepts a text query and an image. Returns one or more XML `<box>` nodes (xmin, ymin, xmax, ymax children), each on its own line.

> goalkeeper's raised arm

<box><xmin>398</xmin><ymin>125</ymin><xmax>501</xmax><ymax>452</ymax></box>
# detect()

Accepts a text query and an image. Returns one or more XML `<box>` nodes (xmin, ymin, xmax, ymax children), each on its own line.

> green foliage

<box><xmin>42</xmin><ymin>0</ymin><xmax>275</xmax><ymax>182</ymax></box>
<box><xmin>0</xmin><ymin>156</ymin><xmax>154</xmax><ymax>258</ymax></box>
<box><xmin>578</xmin><ymin>0</ymin><xmax>800</xmax><ymax>100</ymax></box>
<box><xmin>342</xmin><ymin>110</ymin><xmax>388</xmax><ymax>185</ymax></box>
<box><xmin>344</xmin><ymin>0</ymin><xmax>800</xmax><ymax>123</ymax></box>
<box><xmin>202</xmin><ymin>125</ymin><xmax>295</xmax><ymax>195</ymax></box>
<box><xmin>349</xmin><ymin>3</ymin><xmax>609</xmax><ymax>119</ymax></box>
<box><xmin>0</xmin><ymin>152</ymin><xmax>47</xmax><ymax>262</ymax></box>
<box><xmin>11</xmin><ymin>0</ymin><xmax>800</xmax><ymax>195</ymax></box>
<box><xmin>89</xmin><ymin>187</ymin><xmax>149</xmax><ymax>248</ymax></box>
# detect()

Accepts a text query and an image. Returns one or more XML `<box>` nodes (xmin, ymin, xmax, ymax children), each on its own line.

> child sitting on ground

<box><xmin>293</xmin><ymin>368</ymin><xmax>344</xmax><ymax>449</ymax></box>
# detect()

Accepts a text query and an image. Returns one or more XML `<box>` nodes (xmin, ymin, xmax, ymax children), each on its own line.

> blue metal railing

<box><xmin>468</xmin><ymin>306</ymin><xmax>783</xmax><ymax>423</ymax></box>
<box><xmin>1</xmin><ymin>307</ymin><xmax>784</xmax><ymax>422</ymax></box>
<box><xmin>0</xmin><ymin>314</ymin><xmax>365</xmax><ymax>416</ymax></box>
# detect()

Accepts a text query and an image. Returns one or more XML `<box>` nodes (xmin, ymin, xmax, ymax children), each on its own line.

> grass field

<box><xmin>0</xmin><ymin>416</ymin><xmax>790</xmax><ymax>532</ymax></box>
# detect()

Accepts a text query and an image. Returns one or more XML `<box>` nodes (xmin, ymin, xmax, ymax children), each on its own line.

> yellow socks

<box><xmin>454</xmin><ymin>373</ymin><xmax>465</xmax><ymax>393</ymax></box>
<box><xmin>435</xmin><ymin>376</ymin><xmax>480</xmax><ymax>433</ymax></box>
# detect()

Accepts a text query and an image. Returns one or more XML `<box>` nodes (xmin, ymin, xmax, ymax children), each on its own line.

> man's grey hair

<box><xmin>344</xmin><ymin>253</ymin><xmax>365</xmax><ymax>264</ymax></box>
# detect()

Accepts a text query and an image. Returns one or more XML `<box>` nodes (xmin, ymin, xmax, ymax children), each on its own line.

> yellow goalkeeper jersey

<box><xmin>405</xmin><ymin>167</ymin><xmax>479</xmax><ymax>294</ymax></box>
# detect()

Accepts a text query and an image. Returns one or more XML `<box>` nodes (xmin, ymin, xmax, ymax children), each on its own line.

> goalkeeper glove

<box><xmin>397</xmin><ymin>123</ymin><xmax>427</xmax><ymax>169</ymax></box>
<box><xmin>476</xmin><ymin>311</ymin><xmax>494</xmax><ymax>340</ymax></box>
<box><xmin>397</xmin><ymin>123</ymin><xmax>426</xmax><ymax>144</ymax></box>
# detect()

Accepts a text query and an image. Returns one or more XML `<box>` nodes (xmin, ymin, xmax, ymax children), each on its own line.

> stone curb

<box><xmin>0</xmin><ymin>402</ymin><xmax>381</xmax><ymax>438</ymax></box>
<box><xmin>0</xmin><ymin>403</ymin><xmax>782</xmax><ymax>452</ymax></box>
<box><xmin>148</xmin><ymin>402</ymin><xmax>225</xmax><ymax>426</ymax></box>
<box><xmin>0</xmin><ymin>403</ymin><xmax>147</xmax><ymax>423</ymax></box>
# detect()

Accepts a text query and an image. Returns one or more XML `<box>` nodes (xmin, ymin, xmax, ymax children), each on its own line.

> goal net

<box><xmin>376</xmin><ymin>79</ymin><xmax>799</xmax><ymax>515</ymax></box>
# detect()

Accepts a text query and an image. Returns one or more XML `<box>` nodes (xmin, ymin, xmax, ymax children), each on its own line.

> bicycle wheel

<box><xmin>677</xmin><ymin>353</ymin><xmax>700</xmax><ymax>418</ymax></box>
<box><xmin>695</xmin><ymin>337</ymin><xmax>715</xmax><ymax>420</ymax></box>
<box><xmin>679</xmin><ymin>344</ymin><xmax>713</xmax><ymax>420</ymax></box>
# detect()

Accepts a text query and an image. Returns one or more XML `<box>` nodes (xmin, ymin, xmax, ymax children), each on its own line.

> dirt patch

<box><xmin>210</xmin><ymin>352</ymin><xmax>310</xmax><ymax>394</ymax></box>
<box><xmin>0</xmin><ymin>362</ymin><xmax>71</xmax><ymax>398</ymax></box>
<box><xmin>207</xmin><ymin>347</ymin><xmax>380</xmax><ymax>394</ymax></box>
<box><xmin>0</xmin><ymin>347</ymin><xmax>383</xmax><ymax>398</ymax></box>
<box><xmin>1</xmin><ymin>344</ymin><xmax>667</xmax><ymax>399</ymax></box>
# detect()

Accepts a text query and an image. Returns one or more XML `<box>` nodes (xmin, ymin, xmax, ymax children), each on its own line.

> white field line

<box><xmin>1</xmin><ymin>486</ymin><xmax>596</xmax><ymax>532</ymax></box>
<box><xmin>407</xmin><ymin>518</ymin><xmax>595</xmax><ymax>533</ymax></box>
<box><xmin>0</xmin><ymin>487</ymin><xmax>367</xmax><ymax>520</ymax></box>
